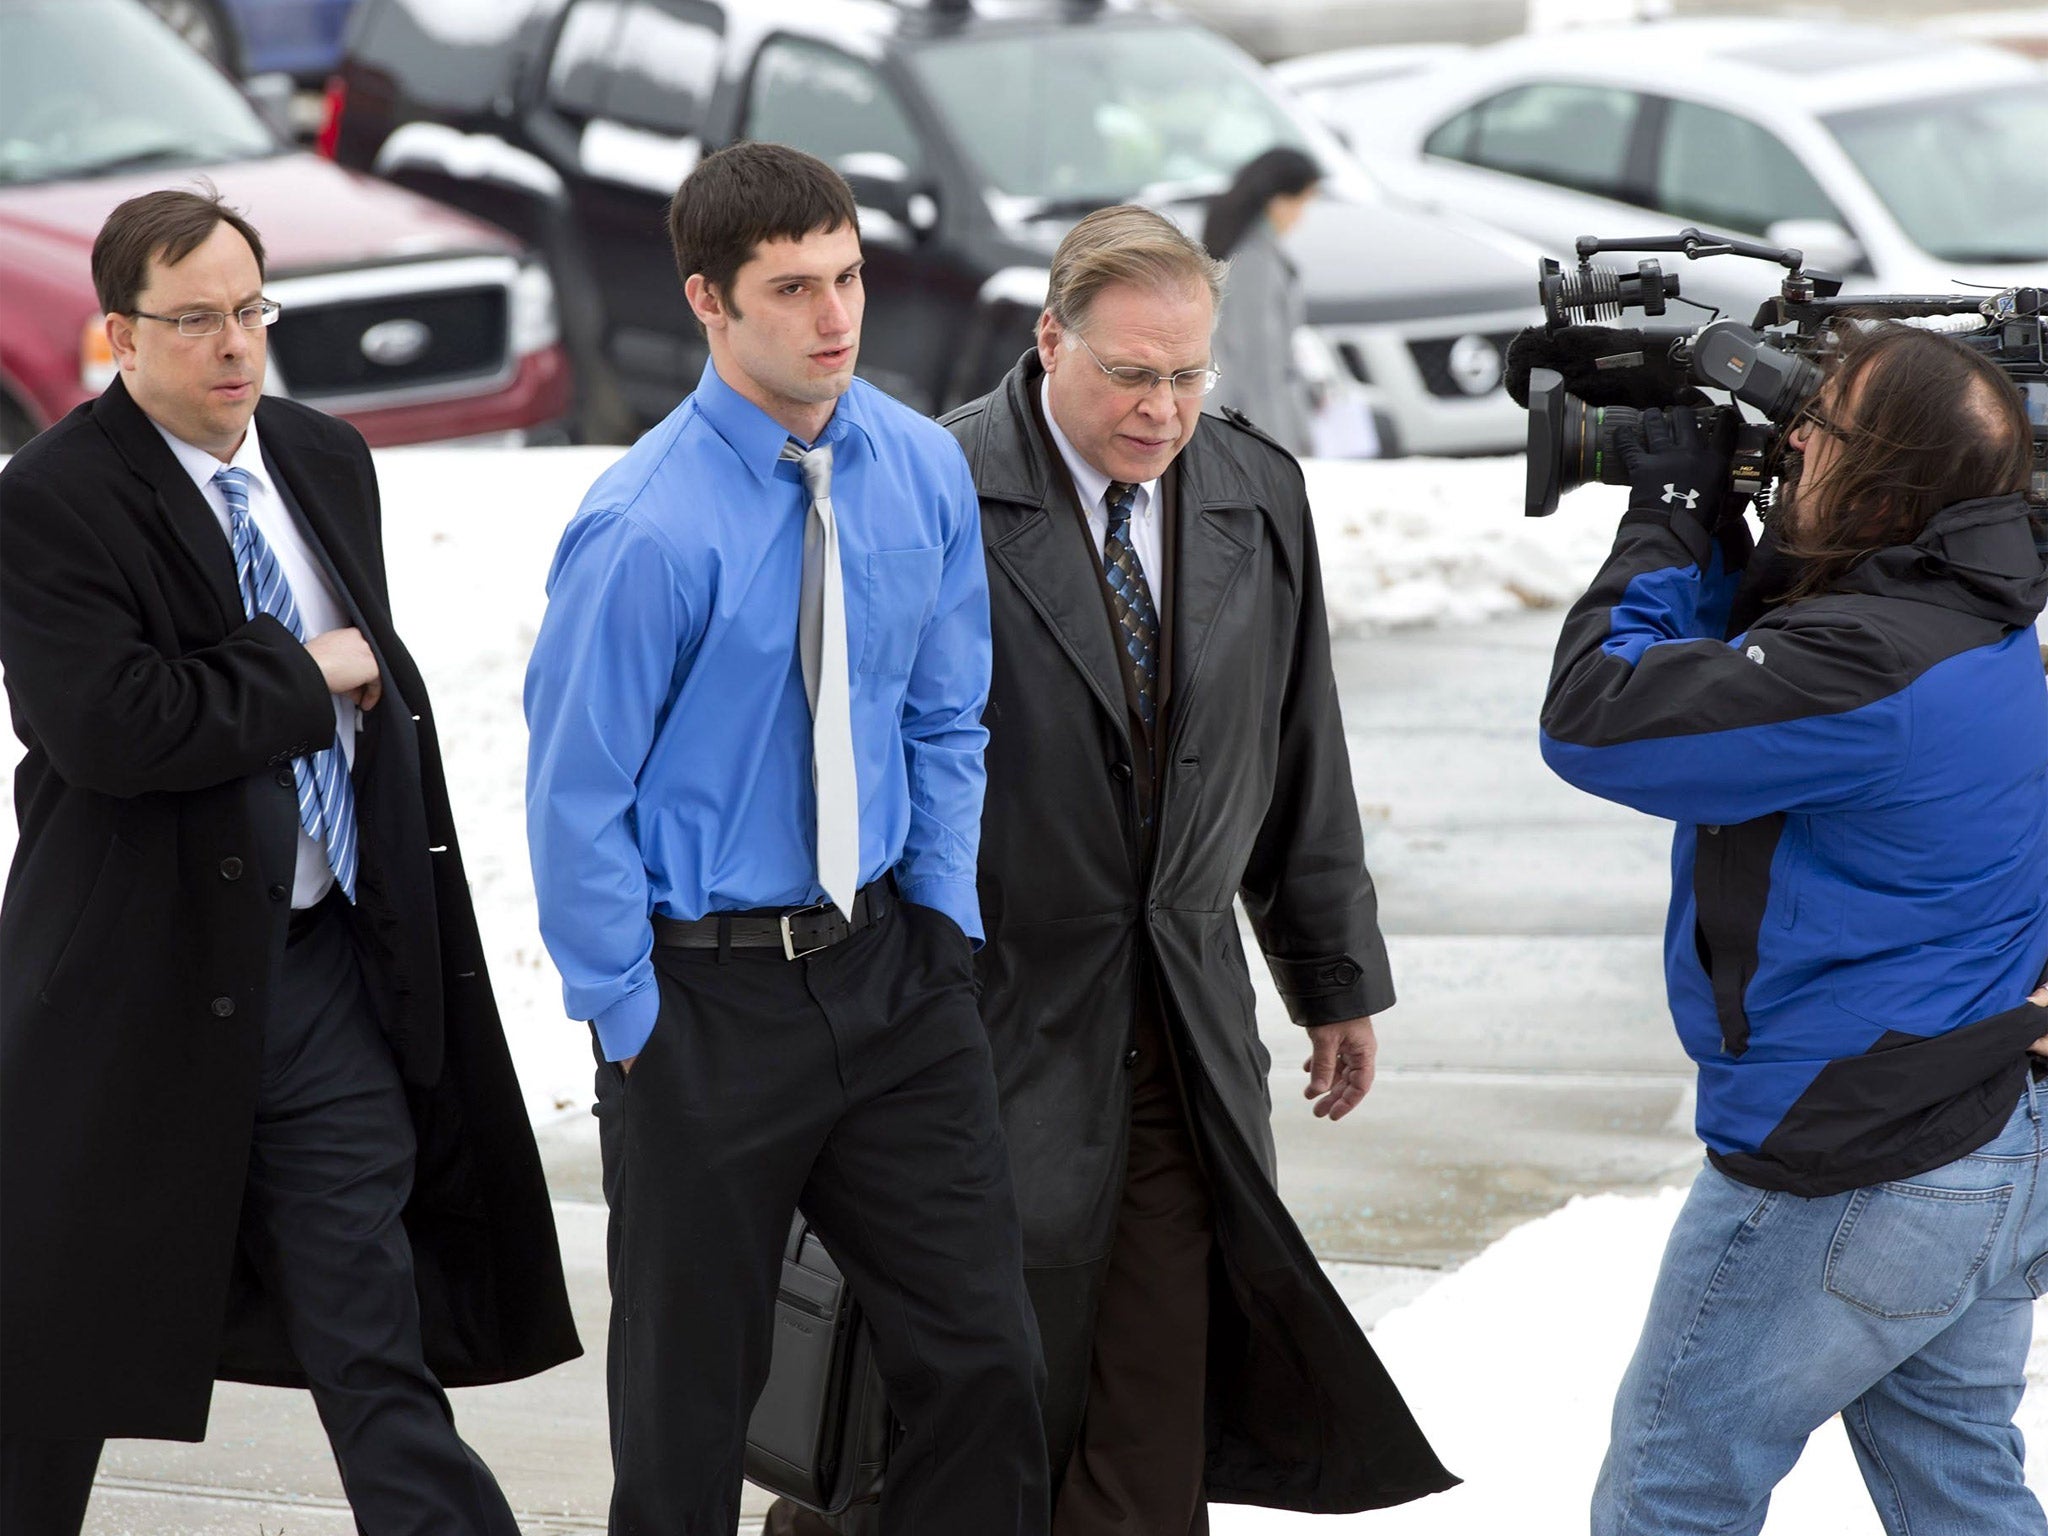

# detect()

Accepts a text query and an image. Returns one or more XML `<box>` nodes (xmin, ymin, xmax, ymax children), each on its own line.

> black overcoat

<box><xmin>0</xmin><ymin>380</ymin><xmax>580</xmax><ymax>1441</ymax></box>
<box><xmin>942</xmin><ymin>355</ymin><xmax>1455</xmax><ymax>1512</ymax></box>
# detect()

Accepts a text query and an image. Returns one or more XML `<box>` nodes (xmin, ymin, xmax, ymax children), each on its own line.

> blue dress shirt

<box><xmin>525</xmin><ymin>361</ymin><xmax>992</xmax><ymax>1061</ymax></box>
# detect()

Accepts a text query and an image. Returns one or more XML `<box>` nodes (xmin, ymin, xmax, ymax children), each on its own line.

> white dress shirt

<box><xmin>1040</xmin><ymin>376</ymin><xmax>1164</xmax><ymax>584</ymax></box>
<box><xmin>154</xmin><ymin>418</ymin><xmax>357</xmax><ymax>907</ymax></box>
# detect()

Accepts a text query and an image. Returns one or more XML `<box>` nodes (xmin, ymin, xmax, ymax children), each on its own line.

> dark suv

<box><xmin>326</xmin><ymin>0</ymin><xmax>1540</xmax><ymax>450</ymax></box>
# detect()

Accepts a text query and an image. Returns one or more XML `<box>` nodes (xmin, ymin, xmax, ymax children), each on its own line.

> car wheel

<box><xmin>142</xmin><ymin>0</ymin><xmax>240</xmax><ymax>76</ymax></box>
<box><xmin>0</xmin><ymin>391</ymin><xmax>41</xmax><ymax>455</ymax></box>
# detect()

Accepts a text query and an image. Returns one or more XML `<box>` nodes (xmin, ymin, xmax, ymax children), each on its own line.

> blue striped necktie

<box><xmin>215</xmin><ymin>466</ymin><xmax>359</xmax><ymax>902</ymax></box>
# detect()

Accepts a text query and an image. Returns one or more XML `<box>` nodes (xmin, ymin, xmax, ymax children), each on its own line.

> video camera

<box><xmin>1505</xmin><ymin>227</ymin><xmax>2048</xmax><ymax>519</ymax></box>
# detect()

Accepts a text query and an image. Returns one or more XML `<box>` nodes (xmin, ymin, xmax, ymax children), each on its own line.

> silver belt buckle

<box><xmin>779</xmin><ymin>900</ymin><xmax>837</xmax><ymax>961</ymax></box>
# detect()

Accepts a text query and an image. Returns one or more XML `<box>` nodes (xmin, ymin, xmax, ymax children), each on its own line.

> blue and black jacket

<box><xmin>1542</xmin><ymin>494</ymin><xmax>2048</xmax><ymax>1196</ymax></box>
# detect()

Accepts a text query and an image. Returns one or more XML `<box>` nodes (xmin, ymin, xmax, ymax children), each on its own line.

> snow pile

<box><xmin>1217</xmin><ymin>1186</ymin><xmax>2048</xmax><ymax>1534</ymax></box>
<box><xmin>1306</xmin><ymin>456</ymin><xmax>1621</xmax><ymax>633</ymax></box>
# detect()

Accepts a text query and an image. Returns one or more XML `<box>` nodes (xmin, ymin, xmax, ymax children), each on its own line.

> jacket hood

<box><xmin>1830</xmin><ymin>493</ymin><xmax>2048</xmax><ymax>630</ymax></box>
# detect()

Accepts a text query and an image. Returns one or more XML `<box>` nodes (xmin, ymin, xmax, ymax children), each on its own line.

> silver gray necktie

<box><xmin>781</xmin><ymin>439</ymin><xmax>861</xmax><ymax>917</ymax></box>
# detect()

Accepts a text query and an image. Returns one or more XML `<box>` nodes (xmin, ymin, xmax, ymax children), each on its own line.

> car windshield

<box><xmin>1823</xmin><ymin>82</ymin><xmax>2048</xmax><ymax>263</ymax></box>
<box><xmin>906</xmin><ymin>24</ymin><xmax>1321</xmax><ymax>213</ymax></box>
<box><xmin>0</xmin><ymin>0</ymin><xmax>279</xmax><ymax>187</ymax></box>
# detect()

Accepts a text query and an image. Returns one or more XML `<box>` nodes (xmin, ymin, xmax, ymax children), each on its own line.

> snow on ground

<box><xmin>0</xmin><ymin>445</ymin><xmax>1623</xmax><ymax>1123</ymax></box>
<box><xmin>1219</xmin><ymin>1186</ymin><xmax>2048</xmax><ymax>1534</ymax></box>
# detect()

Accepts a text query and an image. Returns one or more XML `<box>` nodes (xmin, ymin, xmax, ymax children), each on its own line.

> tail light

<box><xmin>80</xmin><ymin>317</ymin><xmax>116</xmax><ymax>392</ymax></box>
<box><xmin>315</xmin><ymin>75</ymin><xmax>347</xmax><ymax>160</ymax></box>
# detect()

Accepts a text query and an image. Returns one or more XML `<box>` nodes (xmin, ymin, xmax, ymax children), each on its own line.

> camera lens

<box><xmin>1563</xmin><ymin>401</ymin><xmax>1638</xmax><ymax>494</ymax></box>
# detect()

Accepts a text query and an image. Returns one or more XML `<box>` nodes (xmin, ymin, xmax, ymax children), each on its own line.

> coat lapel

<box><xmin>90</xmin><ymin>378</ymin><xmax>245</xmax><ymax>633</ymax></box>
<box><xmin>256</xmin><ymin>406</ymin><xmax>380</xmax><ymax>637</ymax></box>
<box><xmin>974</xmin><ymin>365</ymin><xmax>1132</xmax><ymax>750</ymax></box>
<box><xmin>257</xmin><ymin>410</ymin><xmax>414</xmax><ymax>786</ymax></box>
<box><xmin>1162</xmin><ymin>419</ymin><xmax>1258</xmax><ymax>761</ymax></box>
<box><xmin>986</xmin><ymin>506</ymin><xmax>1132</xmax><ymax>749</ymax></box>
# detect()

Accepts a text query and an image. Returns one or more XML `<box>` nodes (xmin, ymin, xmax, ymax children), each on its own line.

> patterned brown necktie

<box><xmin>1102</xmin><ymin>481</ymin><xmax>1159</xmax><ymax>730</ymax></box>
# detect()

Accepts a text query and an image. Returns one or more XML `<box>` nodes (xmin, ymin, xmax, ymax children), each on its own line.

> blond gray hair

<box><xmin>1044</xmin><ymin>204</ymin><xmax>1226</xmax><ymax>331</ymax></box>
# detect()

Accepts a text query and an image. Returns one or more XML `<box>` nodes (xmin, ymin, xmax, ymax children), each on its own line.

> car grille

<box><xmin>269</xmin><ymin>286</ymin><xmax>508</xmax><ymax>402</ymax></box>
<box><xmin>1408</xmin><ymin>329</ymin><xmax>1519</xmax><ymax>399</ymax></box>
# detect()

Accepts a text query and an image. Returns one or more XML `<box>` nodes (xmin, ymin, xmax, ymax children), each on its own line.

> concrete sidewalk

<box><xmin>83</xmin><ymin>608</ymin><xmax>1697</xmax><ymax>1531</ymax></box>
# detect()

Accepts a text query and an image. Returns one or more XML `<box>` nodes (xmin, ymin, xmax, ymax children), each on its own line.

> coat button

<box><xmin>1123</xmin><ymin>1048</ymin><xmax>1140</xmax><ymax>1069</ymax></box>
<box><xmin>1111</xmin><ymin>762</ymin><xmax>1134</xmax><ymax>784</ymax></box>
<box><xmin>211</xmin><ymin>996</ymin><xmax>235</xmax><ymax>1018</ymax></box>
<box><xmin>219</xmin><ymin>857</ymin><xmax>243</xmax><ymax>881</ymax></box>
<box><xmin>275</xmin><ymin>768</ymin><xmax>295</xmax><ymax>788</ymax></box>
<box><xmin>268</xmin><ymin>883</ymin><xmax>288</xmax><ymax>902</ymax></box>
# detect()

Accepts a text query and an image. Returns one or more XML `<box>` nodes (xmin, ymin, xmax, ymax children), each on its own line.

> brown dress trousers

<box><xmin>1051</xmin><ymin>988</ymin><xmax>1215</xmax><ymax>1536</ymax></box>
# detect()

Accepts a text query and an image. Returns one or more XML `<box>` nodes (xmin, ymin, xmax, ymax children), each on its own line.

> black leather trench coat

<box><xmin>0</xmin><ymin>381</ymin><xmax>580</xmax><ymax>1440</ymax></box>
<box><xmin>942</xmin><ymin>355</ymin><xmax>1455</xmax><ymax>1512</ymax></box>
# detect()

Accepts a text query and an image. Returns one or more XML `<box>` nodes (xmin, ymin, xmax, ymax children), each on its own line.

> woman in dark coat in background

<box><xmin>1206</xmin><ymin>148</ymin><xmax>1323</xmax><ymax>456</ymax></box>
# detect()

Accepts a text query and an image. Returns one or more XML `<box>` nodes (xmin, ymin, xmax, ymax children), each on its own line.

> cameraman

<box><xmin>1541</xmin><ymin>321</ymin><xmax>2048</xmax><ymax>1534</ymax></box>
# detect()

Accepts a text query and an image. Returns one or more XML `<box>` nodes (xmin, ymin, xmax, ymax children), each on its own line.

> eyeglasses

<box><xmin>128</xmin><ymin>299</ymin><xmax>282</xmax><ymax>337</ymax></box>
<box><xmin>1794</xmin><ymin>400</ymin><xmax>1845</xmax><ymax>441</ymax></box>
<box><xmin>1068</xmin><ymin>330</ymin><xmax>1220</xmax><ymax>398</ymax></box>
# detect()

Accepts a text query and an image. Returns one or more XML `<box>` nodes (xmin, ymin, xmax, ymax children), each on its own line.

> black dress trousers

<box><xmin>593</xmin><ymin>894</ymin><xmax>1047</xmax><ymax>1536</ymax></box>
<box><xmin>0</xmin><ymin>896</ymin><xmax>519</xmax><ymax>1536</ymax></box>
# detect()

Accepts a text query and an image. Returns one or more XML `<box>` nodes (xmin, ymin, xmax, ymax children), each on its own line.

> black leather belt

<box><xmin>652</xmin><ymin>881</ymin><xmax>893</xmax><ymax>961</ymax></box>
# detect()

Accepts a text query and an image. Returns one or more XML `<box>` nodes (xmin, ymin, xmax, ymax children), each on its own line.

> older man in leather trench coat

<box><xmin>771</xmin><ymin>204</ymin><xmax>1453</xmax><ymax>1534</ymax></box>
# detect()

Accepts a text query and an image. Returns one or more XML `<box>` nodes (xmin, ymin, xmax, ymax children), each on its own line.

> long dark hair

<box><xmin>1203</xmin><ymin>147</ymin><xmax>1322</xmax><ymax>262</ymax></box>
<box><xmin>1781</xmin><ymin>321</ymin><xmax>2033</xmax><ymax>600</ymax></box>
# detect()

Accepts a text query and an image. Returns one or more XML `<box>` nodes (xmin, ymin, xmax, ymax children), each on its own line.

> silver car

<box><xmin>1288</xmin><ymin>18</ymin><xmax>2048</xmax><ymax>326</ymax></box>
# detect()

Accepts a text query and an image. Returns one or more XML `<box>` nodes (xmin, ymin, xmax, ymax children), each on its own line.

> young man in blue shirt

<box><xmin>524</xmin><ymin>143</ymin><xmax>1045</xmax><ymax>1535</ymax></box>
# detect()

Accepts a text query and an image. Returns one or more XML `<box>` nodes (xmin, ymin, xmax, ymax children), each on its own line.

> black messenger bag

<box><xmin>744</xmin><ymin>1215</ymin><xmax>894</xmax><ymax>1514</ymax></box>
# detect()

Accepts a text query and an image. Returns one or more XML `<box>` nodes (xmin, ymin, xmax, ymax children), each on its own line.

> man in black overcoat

<box><xmin>0</xmin><ymin>188</ymin><xmax>578</xmax><ymax>1533</ymax></box>
<box><xmin>947</xmin><ymin>206</ymin><xmax>1455</xmax><ymax>1528</ymax></box>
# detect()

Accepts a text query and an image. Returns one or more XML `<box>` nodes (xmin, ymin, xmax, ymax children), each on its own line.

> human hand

<box><xmin>1615</xmin><ymin>407</ymin><xmax>1730</xmax><ymax>530</ymax></box>
<box><xmin>1303</xmin><ymin>1017</ymin><xmax>1377</xmax><ymax>1122</ymax></box>
<box><xmin>305</xmin><ymin>627</ymin><xmax>382</xmax><ymax>711</ymax></box>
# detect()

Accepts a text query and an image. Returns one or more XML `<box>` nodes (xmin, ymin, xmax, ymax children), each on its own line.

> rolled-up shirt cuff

<box><xmin>897</xmin><ymin>874</ymin><xmax>984</xmax><ymax>947</ymax></box>
<box><xmin>592</xmin><ymin>982</ymin><xmax>661</xmax><ymax>1062</ymax></box>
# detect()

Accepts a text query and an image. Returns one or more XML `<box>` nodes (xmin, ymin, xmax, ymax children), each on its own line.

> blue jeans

<box><xmin>1594</xmin><ymin>1072</ymin><xmax>2048</xmax><ymax>1535</ymax></box>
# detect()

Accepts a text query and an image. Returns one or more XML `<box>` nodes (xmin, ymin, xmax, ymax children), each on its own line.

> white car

<box><xmin>1290</xmin><ymin>19</ymin><xmax>2048</xmax><ymax>326</ymax></box>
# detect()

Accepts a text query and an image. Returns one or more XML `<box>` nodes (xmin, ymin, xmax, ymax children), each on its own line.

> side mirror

<box><xmin>838</xmin><ymin>152</ymin><xmax>938</xmax><ymax>246</ymax></box>
<box><xmin>1766</xmin><ymin>218</ymin><xmax>1867</xmax><ymax>278</ymax></box>
<box><xmin>242</xmin><ymin>72</ymin><xmax>297</xmax><ymax>141</ymax></box>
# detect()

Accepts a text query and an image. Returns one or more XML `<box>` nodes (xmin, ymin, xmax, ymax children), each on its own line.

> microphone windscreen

<box><xmin>1505</xmin><ymin>326</ymin><xmax>1693</xmax><ymax>410</ymax></box>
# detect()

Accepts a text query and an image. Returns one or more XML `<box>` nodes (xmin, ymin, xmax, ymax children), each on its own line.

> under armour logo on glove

<box><xmin>1662</xmin><ymin>484</ymin><xmax>1701</xmax><ymax>510</ymax></box>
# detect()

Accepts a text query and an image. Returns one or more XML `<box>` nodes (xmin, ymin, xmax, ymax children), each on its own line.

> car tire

<box><xmin>0</xmin><ymin>390</ymin><xmax>41</xmax><ymax>455</ymax></box>
<box><xmin>142</xmin><ymin>0</ymin><xmax>241</xmax><ymax>77</ymax></box>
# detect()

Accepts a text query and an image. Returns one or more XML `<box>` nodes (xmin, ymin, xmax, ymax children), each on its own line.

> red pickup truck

<box><xmin>0</xmin><ymin>0</ymin><xmax>572</xmax><ymax>451</ymax></box>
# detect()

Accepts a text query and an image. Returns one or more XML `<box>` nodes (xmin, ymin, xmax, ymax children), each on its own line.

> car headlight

<box><xmin>510</xmin><ymin>260</ymin><xmax>559</xmax><ymax>356</ymax></box>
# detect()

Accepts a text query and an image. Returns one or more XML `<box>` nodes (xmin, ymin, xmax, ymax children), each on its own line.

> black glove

<box><xmin>1615</xmin><ymin>407</ymin><xmax>1731</xmax><ymax>530</ymax></box>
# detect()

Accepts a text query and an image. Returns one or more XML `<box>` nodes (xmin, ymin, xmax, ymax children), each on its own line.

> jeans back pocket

<box><xmin>1824</xmin><ymin>1180</ymin><xmax>2012</xmax><ymax>1320</ymax></box>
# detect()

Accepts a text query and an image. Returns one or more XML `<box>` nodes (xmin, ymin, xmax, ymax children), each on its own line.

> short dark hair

<box><xmin>91</xmin><ymin>181</ymin><xmax>267</xmax><ymax>316</ymax></box>
<box><xmin>1783</xmin><ymin>321</ymin><xmax>2034</xmax><ymax>597</ymax></box>
<box><xmin>667</xmin><ymin>142</ymin><xmax>857</xmax><ymax>321</ymax></box>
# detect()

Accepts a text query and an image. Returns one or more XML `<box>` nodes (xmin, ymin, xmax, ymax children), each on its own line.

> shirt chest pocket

<box><xmin>858</xmin><ymin>546</ymin><xmax>943</xmax><ymax>677</ymax></box>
